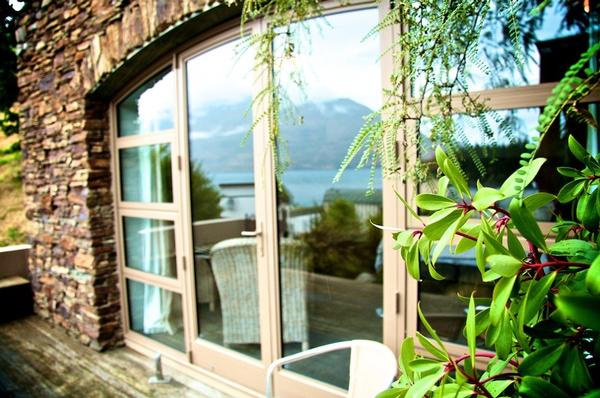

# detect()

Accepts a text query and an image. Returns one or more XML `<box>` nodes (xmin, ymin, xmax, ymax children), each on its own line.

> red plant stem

<box><xmin>457</xmin><ymin>231</ymin><xmax>478</xmax><ymax>241</ymax></box>
<box><xmin>527</xmin><ymin>261</ymin><xmax>589</xmax><ymax>269</ymax></box>
<box><xmin>478</xmin><ymin>372</ymin><xmax>520</xmax><ymax>385</ymax></box>
<box><xmin>490</xmin><ymin>204</ymin><xmax>510</xmax><ymax>217</ymax></box>
<box><xmin>454</xmin><ymin>353</ymin><xmax>519</xmax><ymax>368</ymax></box>
<box><xmin>528</xmin><ymin>241</ymin><xmax>540</xmax><ymax>264</ymax></box>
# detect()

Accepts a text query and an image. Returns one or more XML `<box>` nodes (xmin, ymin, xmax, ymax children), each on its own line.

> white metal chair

<box><xmin>266</xmin><ymin>340</ymin><xmax>398</xmax><ymax>398</ymax></box>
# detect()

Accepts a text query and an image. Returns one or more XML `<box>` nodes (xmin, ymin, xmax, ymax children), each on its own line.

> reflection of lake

<box><xmin>211</xmin><ymin>168</ymin><xmax>383</xmax><ymax>208</ymax></box>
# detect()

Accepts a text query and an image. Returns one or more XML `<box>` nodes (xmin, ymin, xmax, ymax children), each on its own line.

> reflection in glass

<box><xmin>186</xmin><ymin>39</ymin><xmax>260</xmax><ymax>359</ymax></box>
<box><xmin>412</xmin><ymin>2</ymin><xmax>597</xmax><ymax>93</ymax></box>
<box><xmin>420</xmin><ymin>103</ymin><xmax>599</xmax><ymax>221</ymax></box>
<box><xmin>123</xmin><ymin>217</ymin><xmax>176</xmax><ymax>278</ymax></box>
<box><xmin>127</xmin><ymin>279</ymin><xmax>184</xmax><ymax>352</ymax></box>
<box><xmin>119</xmin><ymin>144</ymin><xmax>173</xmax><ymax>203</ymax></box>
<box><xmin>276</xmin><ymin>8</ymin><xmax>382</xmax><ymax>389</ymax></box>
<box><xmin>117</xmin><ymin>69</ymin><xmax>175</xmax><ymax>136</ymax></box>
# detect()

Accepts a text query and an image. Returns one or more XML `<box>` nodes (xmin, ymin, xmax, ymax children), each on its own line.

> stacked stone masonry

<box><xmin>16</xmin><ymin>0</ymin><xmax>213</xmax><ymax>350</ymax></box>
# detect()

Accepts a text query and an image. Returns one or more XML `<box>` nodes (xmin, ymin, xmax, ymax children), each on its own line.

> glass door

<box><xmin>272</xmin><ymin>7</ymin><xmax>388</xmax><ymax>397</ymax></box>
<box><xmin>180</xmin><ymin>30</ymin><xmax>269</xmax><ymax>391</ymax></box>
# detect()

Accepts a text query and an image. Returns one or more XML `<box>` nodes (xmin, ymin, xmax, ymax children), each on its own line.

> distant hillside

<box><xmin>0</xmin><ymin>132</ymin><xmax>27</xmax><ymax>246</ymax></box>
<box><xmin>188</xmin><ymin>98</ymin><xmax>373</xmax><ymax>174</ymax></box>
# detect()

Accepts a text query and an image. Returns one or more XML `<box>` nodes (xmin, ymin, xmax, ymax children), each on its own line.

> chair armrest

<box><xmin>266</xmin><ymin>341</ymin><xmax>354</xmax><ymax>398</ymax></box>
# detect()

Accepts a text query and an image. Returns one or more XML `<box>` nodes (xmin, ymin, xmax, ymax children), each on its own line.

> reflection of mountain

<box><xmin>188</xmin><ymin>98</ymin><xmax>372</xmax><ymax>173</ymax></box>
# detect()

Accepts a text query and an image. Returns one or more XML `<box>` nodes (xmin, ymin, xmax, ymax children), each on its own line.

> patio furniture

<box><xmin>266</xmin><ymin>340</ymin><xmax>397</xmax><ymax>398</ymax></box>
<box><xmin>210</xmin><ymin>237</ymin><xmax>309</xmax><ymax>349</ymax></box>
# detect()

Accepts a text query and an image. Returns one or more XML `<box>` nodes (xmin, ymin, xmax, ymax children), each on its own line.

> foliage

<box><xmin>300</xmin><ymin>198</ymin><xmax>381</xmax><ymax>279</ymax></box>
<box><xmin>0</xmin><ymin>0</ymin><xmax>27</xmax><ymax>136</ymax></box>
<box><xmin>0</xmin><ymin>226</ymin><xmax>26</xmax><ymax>246</ymax></box>
<box><xmin>379</xmin><ymin>136</ymin><xmax>600</xmax><ymax>398</ymax></box>
<box><xmin>189</xmin><ymin>162</ymin><xmax>222</xmax><ymax>221</ymax></box>
<box><xmin>240</xmin><ymin>0</ymin><xmax>322</xmax><ymax>184</ymax></box>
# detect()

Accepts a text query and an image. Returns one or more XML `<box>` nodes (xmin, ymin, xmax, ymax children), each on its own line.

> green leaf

<box><xmin>555</xmin><ymin>294</ymin><xmax>600</xmax><ymax>330</ymax></box>
<box><xmin>438</xmin><ymin>176</ymin><xmax>449</xmax><ymax>196</ymax></box>
<box><xmin>500</xmin><ymin>158</ymin><xmax>546</xmax><ymax>197</ymax></box>
<box><xmin>395</xmin><ymin>230</ymin><xmax>414</xmax><ymax>248</ymax></box>
<box><xmin>394</xmin><ymin>188</ymin><xmax>423</xmax><ymax>224</ymax></box>
<box><xmin>490</xmin><ymin>275</ymin><xmax>517</xmax><ymax>325</ymax></box>
<box><xmin>428</xmin><ymin>262</ymin><xmax>445</xmax><ymax>281</ymax></box>
<box><xmin>406</xmin><ymin>242</ymin><xmax>420</xmax><ymax>280</ymax></box>
<box><xmin>399</xmin><ymin>337</ymin><xmax>415</xmax><ymax>382</ymax></box>
<box><xmin>375</xmin><ymin>388</ymin><xmax>407</xmax><ymax>398</ymax></box>
<box><xmin>549</xmin><ymin>239</ymin><xmax>595</xmax><ymax>257</ymax></box>
<box><xmin>423</xmin><ymin>209</ymin><xmax>462</xmax><ymax>240</ymax></box>
<box><xmin>472</xmin><ymin>187</ymin><xmax>504</xmax><ymax>211</ymax></box>
<box><xmin>466</xmin><ymin>294</ymin><xmax>476</xmax><ymax>370</ymax></box>
<box><xmin>417</xmin><ymin>302</ymin><xmax>447</xmax><ymax>355</ymax></box>
<box><xmin>580</xmin><ymin>390</ymin><xmax>600</xmax><ymax>398</ymax></box>
<box><xmin>524</xmin><ymin>192</ymin><xmax>556</xmax><ymax>210</ymax></box>
<box><xmin>582</xmin><ymin>189</ymin><xmax>599</xmax><ymax>230</ymax></box>
<box><xmin>431</xmin><ymin>211</ymin><xmax>470</xmax><ymax>264</ymax></box>
<box><xmin>523</xmin><ymin>271</ymin><xmax>556</xmax><ymax>323</ymax></box>
<box><xmin>561</xmin><ymin>345</ymin><xmax>592</xmax><ymax>393</ymax></box>
<box><xmin>443</xmin><ymin>158</ymin><xmax>470</xmax><ymax>198</ymax></box>
<box><xmin>557</xmin><ymin>167</ymin><xmax>584</xmax><ymax>178</ymax></box>
<box><xmin>509</xmin><ymin>199</ymin><xmax>548</xmax><ymax>251</ymax></box>
<box><xmin>568</xmin><ymin>135</ymin><xmax>589</xmax><ymax>163</ymax></box>
<box><xmin>506</xmin><ymin>228</ymin><xmax>526</xmax><ymax>259</ymax></box>
<box><xmin>487</xmin><ymin>254</ymin><xmax>523</xmax><ymax>277</ymax></box>
<box><xmin>416</xmin><ymin>332</ymin><xmax>447</xmax><ymax>361</ymax></box>
<box><xmin>475</xmin><ymin>232</ymin><xmax>486</xmax><ymax>275</ymax></box>
<box><xmin>405</xmin><ymin>369</ymin><xmax>444</xmax><ymax>398</ymax></box>
<box><xmin>586</xmin><ymin>253</ymin><xmax>600</xmax><ymax>295</ymax></box>
<box><xmin>495</xmin><ymin>310</ymin><xmax>512</xmax><ymax>359</ymax></box>
<box><xmin>519</xmin><ymin>343</ymin><xmax>563</xmax><ymax>376</ymax></box>
<box><xmin>408</xmin><ymin>358</ymin><xmax>444</xmax><ymax>373</ymax></box>
<box><xmin>416</xmin><ymin>194</ymin><xmax>456</xmax><ymax>211</ymax></box>
<box><xmin>484</xmin><ymin>380</ymin><xmax>513</xmax><ymax>398</ymax></box>
<box><xmin>557</xmin><ymin>178</ymin><xmax>586</xmax><ymax>203</ymax></box>
<box><xmin>474</xmin><ymin>308</ymin><xmax>490</xmax><ymax>336</ymax></box>
<box><xmin>519</xmin><ymin>376</ymin><xmax>569</xmax><ymax>398</ymax></box>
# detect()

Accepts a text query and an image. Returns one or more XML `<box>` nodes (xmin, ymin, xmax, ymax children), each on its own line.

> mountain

<box><xmin>188</xmin><ymin>98</ymin><xmax>373</xmax><ymax>175</ymax></box>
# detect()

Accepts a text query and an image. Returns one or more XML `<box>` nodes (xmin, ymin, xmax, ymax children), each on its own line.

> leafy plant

<box><xmin>378</xmin><ymin>136</ymin><xmax>600</xmax><ymax>398</ymax></box>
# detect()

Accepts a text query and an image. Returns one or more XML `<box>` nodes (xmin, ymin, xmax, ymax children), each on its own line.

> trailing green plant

<box><xmin>377</xmin><ymin>136</ymin><xmax>600</xmax><ymax>398</ymax></box>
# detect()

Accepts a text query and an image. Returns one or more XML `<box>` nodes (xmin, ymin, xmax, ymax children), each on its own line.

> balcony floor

<box><xmin>0</xmin><ymin>316</ymin><xmax>231</xmax><ymax>398</ymax></box>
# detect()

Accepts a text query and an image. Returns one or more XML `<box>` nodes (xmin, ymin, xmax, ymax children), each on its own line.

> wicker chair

<box><xmin>210</xmin><ymin>237</ymin><xmax>309</xmax><ymax>349</ymax></box>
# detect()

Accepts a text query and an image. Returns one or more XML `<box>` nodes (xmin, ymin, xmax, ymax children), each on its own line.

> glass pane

<box><xmin>127</xmin><ymin>279</ymin><xmax>185</xmax><ymax>352</ymax></box>
<box><xmin>117</xmin><ymin>69</ymin><xmax>174</xmax><ymax>137</ymax></box>
<box><xmin>276</xmin><ymin>8</ymin><xmax>382</xmax><ymax>389</ymax></box>
<box><xmin>186</xmin><ymin>39</ymin><xmax>259</xmax><ymax>359</ymax></box>
<box><xmin>119</xmin><ymin>144</ymin><xmax>173</xmax><ymax>203</ymax></box>
<box><xmin>418</xmin><ymin>103</ymin><xmax>598</xmax><ymax>343</ymax></box>
<box><xmin>420</xmin><ymin>103</ymin><xmax>599</xmax><ymax>222</ymax></box>
<box><xmin>413</xmin><ymin>3</ymin><xmax>597</xmax><ymax>93</ymax></box>
<box><xmin>122</xmin><ymin>217</ymin><xmax>176</xmax><ymax>278</ymax></box>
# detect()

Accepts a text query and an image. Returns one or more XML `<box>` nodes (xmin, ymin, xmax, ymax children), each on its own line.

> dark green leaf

<box><xmin>568</xmin><ymin>135</ymin><xmax>589</xmax><ymax>163</ymax></box>
<box><xmin>557</xmin><ymin>167</ymin><xmax>585</xmax><ymax>178</ymax></box>
<box><xmin>524</xmin><ymin>192</ymin><xmax>556</xmax><ymax>211</ymax></box>
<box><xmin>523</xmin><ymin>271</ymin><xmax>556</xmax><ymax>323</ymax></box>
<box><xmin>549</xmin><ymin>239</ymin><xmax>595</xmax><ymax>257</ymax></box>
<box><xmin>519</xmin><ymin>343</ymin><xmax>563</xmax><ymax>376</ymax></box>
<box><xmin>557</xmin><ymin>178</ymin><xmax>586</xmax><ymax>203</ymax></box>
<box><xmin>506</xmin><ymin>228</ymin><xmax>526</xmax><ymax>259</ymax></box>
<box><xmin>555</xmin><ymin>294</ymin><xmax>600</xmax><ymax>330</ymax></box>
<box><xmin>587</xmin><ymin>253</ymin><xmax>600</xmax><ymax>295</ymax></box>
<box><xmin>582</xmin><ymin>189</ymin><xmax>599</xmax><ymax>230</ymax></box>
<box><xmin>519</xmin><ymin>376</ymin><xmax>569</xmax><ymax>398</ymax></box>
<box><xmin>509</xmin><ymin>199</ymin><xmax>548</xmax><ymax>251</ymax></box>
<box><xmin>561</xmin><ymin>345</ymin><xmax>592</xmax><ymax>393</ymax></box>
<box><xmin>495</xmin><ymin>310</ymin><xmax>512</xmax><ymax>359</ymax></box>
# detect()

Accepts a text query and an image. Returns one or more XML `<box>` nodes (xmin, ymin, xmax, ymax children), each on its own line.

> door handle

<box><xmin>241</xmin><ymin>229</ymin><xmax>262</xmax><ymax>237</ymax></box>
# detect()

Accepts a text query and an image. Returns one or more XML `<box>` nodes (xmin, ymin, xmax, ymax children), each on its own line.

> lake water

<box><xmin>213</xmin><ymin>168</ymin><xmax>383</xmax><ymax>207</ymax></box>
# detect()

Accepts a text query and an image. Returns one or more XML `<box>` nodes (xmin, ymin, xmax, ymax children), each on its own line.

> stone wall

<box><xmin>16</xmin><ymin>0</ymin><xmax>216</xmax><ymax>350</ymax></box>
